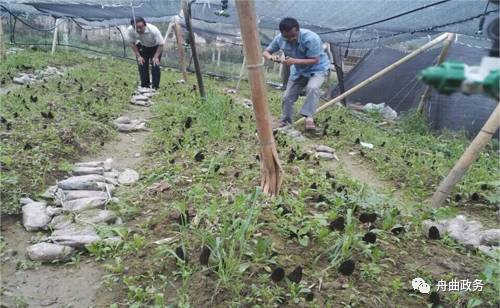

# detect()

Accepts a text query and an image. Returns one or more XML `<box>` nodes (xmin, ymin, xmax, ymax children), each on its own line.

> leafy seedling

<box><xmin>271</xmin><ymin>267</ymin><xmax>285</xmax><ymax>282</ymax></box>
<box><xmin>362</xmin><ymin>232</ymin><xmax>377</xmax><ymax>244</ymax></box>
<box><xmin>338</xmin><ymin>259</ymin><xmax>355</xmax><ymax>276</ymax></box>
<box><xmin>287</xmin><ymin>266</ymin><xmax>303</xmax><ymax>283</ymax></box>
<box><xmin>199</xmin><ymin>246</ymin><xmax>211</xmax><ymax>266</ymax></box>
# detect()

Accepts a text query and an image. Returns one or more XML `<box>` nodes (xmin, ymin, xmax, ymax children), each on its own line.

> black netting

<box><xmin>332</xmin><ymin>40</ymin><xmax>498</xmax><ymax>138</ymax></box>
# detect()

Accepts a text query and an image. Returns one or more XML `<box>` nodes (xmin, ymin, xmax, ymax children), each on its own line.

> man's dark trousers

<box><xmin>137</xmin><ymin>43</ymin><xmax>162</xmax><ymax>89</ymax></box>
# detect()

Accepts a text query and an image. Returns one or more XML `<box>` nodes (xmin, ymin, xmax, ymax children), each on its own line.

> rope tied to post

<box><xmin>246</xmin><ymin>61</ymin><xmax>264</xmax><ymax>70</ymax></box>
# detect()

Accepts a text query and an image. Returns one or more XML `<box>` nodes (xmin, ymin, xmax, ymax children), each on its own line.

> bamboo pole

<box><xmin>217</xmin><ymin>46</ymin><xmax>221</xmax><ymax>67</ymax></box>
<box><xmin>51</xmin><ymin>18</ymin><xmax>61</xmax><ymax>55</ymax></box>
<box><xmin>430</xmin><ymin>103</ymin><xmax>500</xmax><ymax>208</ymax></box>
<box><xmin>62</xmin><ymin>19</ymin><xmax>69</xmax><ymax>51</ymax></box>
<box><xmin>235</xmin><ymin>0</ymin><xmax>282</xmax><ymax>196</ymax></box>
<box><xmin>162</xmin><ymin>21</ymin><xmax>174</xmax><ymax>57</ymax></box>
<box><xmin>182</xmin><ymin>0</ymin><xmax>205</xmax><ymax>98</ymax></box>
<box><xmin>235</xmin><ymin>56</ymin><xmax>246</xmax><ymax>90</ymax></box>
<box><xmin>330</xmin><ymin>43</ymin><xmax>346</xmax><ymax>104</ymax></box>
<box><xmin>417</xmin><ymin>33</ymin><xmax>456</xmax><ymax>114</ymax></box>
<box><xmin>294</xmin><ymin>32</ymin><xmax>450</xmax><ymax>125</ymax></box>
<box><xmin>173</xmin><ymin>16</ymin><xmax>188</xmax><ymax>81</ymax></box>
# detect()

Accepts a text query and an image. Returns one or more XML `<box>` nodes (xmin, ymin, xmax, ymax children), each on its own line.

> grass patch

<box><xmin>0</xmin><ymin>50</ymin><xmax>137</xmax><ymax>214</ymax></box>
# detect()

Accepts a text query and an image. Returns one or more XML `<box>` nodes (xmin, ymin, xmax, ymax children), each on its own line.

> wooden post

<box><xmin>330</xmin><ymin>43</ymin><xmax>346</xmax><ymax>104</ymax></box>
<box><xmin>294</xmin><ymin>33</ymin><xmax>450</xmax><ymax>125</ymax></box>
<box><xmin>62</xmin><ymin>19</ymin><xmax>69</xmax><ymax>51</ymax></box>
<box><xmin>235</xmin><ymin>0</ymin><xmax>282</xmax><ymax>196</ymax></box>
<box><xmin>173</xmin><ymin>16</ymin><xmax>188</xmax><ymax>81</ymax></box>
<box><xmin>235</xmin><ymin>56</ymin><xmax>246</xmax><ymax>90</ymax></box>
<box><xmin>430</xmin><ymin>103</ymin><xmax>500</xmax><ymax>208</ymax></box>
<box><xmin>162</xmin><ymin>21</ymin><xmax>174</xmax><ymax>58</ymax></box>
<box><xmin>51</xmin><ymin>18</ymin><xmax>61</xmax><ymax>55</ymax></box>
<box><xmin>217</xmin><ymin>46</ymin><xmax>221</xmax><ymax>67</ymax></box>
<box><xmin>417</xmin><ymin>33</ymin><xmax>456</xmax><ymax>114</ymax></box>
<box><xmin>182</xmin><ymin>0</ymin><xmax>205</xmax><ymax>98</ymax></box>
<box><xmin>324</xmin><ymin>43</ymin><xmax>333</xmax><ymax>85</ymax></box>
<box><xmin>0</xmin><ymin>15</ymin><xmax>5</xmax><ymax>60</ymax></box>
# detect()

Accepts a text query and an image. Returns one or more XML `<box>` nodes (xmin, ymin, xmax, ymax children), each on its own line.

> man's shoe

<box><xmin>305</xmin><ymin>117</ymin><xmax>316</xmax><ymax>131</ymax></box>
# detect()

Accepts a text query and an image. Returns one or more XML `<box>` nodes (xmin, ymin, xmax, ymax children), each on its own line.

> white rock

<box><xmin>62</xmin><ymin>197</ymin><xmax>108</xmax><ymax>213</ymax></box>
<box><xmin>314</xmin><ymin>152</ymin><xmax>338</xmax><ymax>160</ymax></box>
<box><xmin>315</xmin><ymin>145</ymin><xmax>335</xmax><ymax>153</ymax></box>
<box><xmin>41</xmin><ymin>185</ymin><xmax>58</xmax><ymax>199</ymax></box>
<box><xmin>61</xmin><ymin>190</ymin><xmax>108</xmax><ymax>201</ymax></box>
<box><xmin>58</xmin><ymin>174</ymin><xmax>115</xmax><ymax>190</ymax></box>
<box><xmin>22</xmin><ymin>201</ymin><xmax>50</xmax><ymax>231</ymax></box>
<box><xmin>103</xmin><ymin>171</ymin><xmax>120</xmax><ymax>179</ymax></box>
<box><xmin>48</xmin><ymin>224</ymin><xmax>100</xmax><ymax>247</ymax></box>
<box><xmin>118</xmin><ymin>169</ymin><xmax>139</xmax><ymax>185</ymax></box>
<box><xmin>20</xmin><ymin>197</ymin><xmax>35</xmax><ymax>205</ymax></box>
<box><xmin>46</xmin><ymin>206</ymin><xmax>63</xmax><ymax>217</ymax></box>
<box><xmin>49</xmin><ymin>214</ymin><xmax>74</xmax><ymax>230</ymax></box>
<box><xmin>132</xmin><ymin>94</ymin><xmax>149</xmax><ymax>101</ymax></box>
<box><xmin>360</xmin><ymin>142</ymin><xmax>374</xmax><ymax>149</ymax></box>
<box><xmin>72</xmin><ymin>166</ymin><xmax>104</xmax><ymax>176</ymax></box>
<box><xmin>103</xmin><ymin>237</ymin><xmax>123</xmax><ymax>245</ymax></box>
<box><xmin>479</xmin><ymin>229</ymin><xmax>500</xmax><ymax>246</ymax></box>
<box><xmin>77</xmin><ymin>209</ymin><xmax>117</xmax><ymax>224</ymax></box>
<box><xmin>27</xmin><ymin>243</ymin><xmax>75</xmax><ymax>262</ymax></box>
<box><xmin>114</xmin><ymin>116</ymin><xmax>131</xmax><ymax>124</ymax></box>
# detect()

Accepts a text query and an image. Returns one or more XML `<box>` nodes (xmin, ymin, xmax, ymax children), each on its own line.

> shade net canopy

<box><xmin>1</xmin><ymin>0</ymin><xmax>498</xmax><ymax>138</ymax></box>
<box><xmin>1</xmin><ymin>0</ymin><xmax>497</xmax><ymax>47</ymax></box>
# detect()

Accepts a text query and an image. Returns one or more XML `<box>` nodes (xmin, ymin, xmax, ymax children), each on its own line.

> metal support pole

<box><xmin>182</xmin><ymin>0</ymin><xmax>205</xmax><ymax>98</ymax></box>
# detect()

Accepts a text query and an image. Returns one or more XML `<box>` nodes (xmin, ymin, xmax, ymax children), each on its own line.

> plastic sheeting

<box><xmin>332</xmin><ymin>38</ymin><xmax>498</xmax><ymax>138</ymax></box>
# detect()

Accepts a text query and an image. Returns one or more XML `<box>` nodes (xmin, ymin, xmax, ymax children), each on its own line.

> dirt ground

<box><xmin>0</xmin><ymin>104</ymin><xmax>152</xmax><ymax>308</ymax></box>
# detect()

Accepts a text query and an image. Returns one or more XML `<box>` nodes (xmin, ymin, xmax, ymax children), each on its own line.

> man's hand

<box><xmin>137</xmin><ymin>56</ymin><xmax>145</xmax><ymax>65</ymax></box>
<box><xmin>282</xmin><ymin>57</ymin><xmax>296</xmax><ymax>66</ymax></box>
<box><xmin>152</xmin><ymin>57</ymin><xmax>160</xmax><ymax>66</ymax></box>
<box><xmin>271</xmin><ymin>54</ymin><xmax>282</xmax><ymax>63</ymax></box>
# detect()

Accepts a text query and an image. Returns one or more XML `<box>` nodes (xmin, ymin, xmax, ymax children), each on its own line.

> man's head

<box><xmin>279</xmin><ymin>17</ymin><xmax>300</xmax><ymax>42</ymax></box>
<box><xmin>131</xmin><ymin>17</ymin><xmax>146</xmax><ymax>34</ymax></box>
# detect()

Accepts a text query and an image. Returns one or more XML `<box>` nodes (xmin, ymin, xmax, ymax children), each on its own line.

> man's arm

<box><xmin>152</xmin><ymin>45</ymin><xmax>164</xmax><ymax>65</ymax></box>
<box><xmin>129</xmin><ymin>43</ymin><xmax>145</xmax><ymax>65</ymax></box>
<box><xmin>263</xmin><ymin>49</ymin><xmax>274</xmax><ymax>61</ymax></box>
<box><xmin>263</xmin><ymin>35</ymin><xmax>281</xmax><ymax>61</ymax></box>
<box><xmin>282</xmin><ymin>56</ymin><xmax>319</xmax><ymax>66</ymax></box>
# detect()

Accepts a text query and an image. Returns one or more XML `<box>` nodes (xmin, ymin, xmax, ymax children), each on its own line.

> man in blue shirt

<box><xmin>264</xmin><ymin>18</ymin><xmax>330</xmax><ymax>130</ymax></box>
